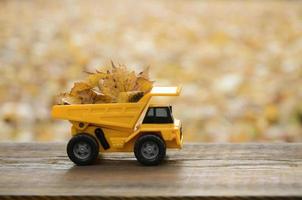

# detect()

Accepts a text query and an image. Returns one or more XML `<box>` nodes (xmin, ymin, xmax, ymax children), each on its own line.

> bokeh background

<box><xmin>0</xmin><ymin>0</ymin><xmax>302</xmax><ymax>142</ymax></box>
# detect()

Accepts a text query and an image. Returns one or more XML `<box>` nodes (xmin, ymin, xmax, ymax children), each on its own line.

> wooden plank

<box><xmin>0</xmin><ymin>143</ymin><xmax>301</xmax><ymax>199</ymax></box>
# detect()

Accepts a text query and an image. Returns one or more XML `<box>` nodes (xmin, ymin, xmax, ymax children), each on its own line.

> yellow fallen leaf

<box><xmin>124</xmin><ymin>71</ymin><xmax>137</xmax><ymax>91</ymax></box>
<box><xmin>77</xmin><ymin>89</ymin><xmax>97</xmax><ymax>104</ymax></box>
<box><xmin>135</xmin><ymin>77</ymin><xmax>153</xmax><ymax>93</ymax></box>
<box><xmin>57</xmin><ymin>63</ymin><xmax>154</xmax><ymax>104</ymax></box>
<box><xmin>117</xmin><ymin>91</ymin><xmax>144</xmax><ymax>103</ymax></box>
<box><xmin>138</xmin><ymin>66</ymin><xmax>150</xmax><ymax>79</ymax></box>
<box><xmin>86</xmin><ymin>72</ymin><xmax>107</xmax><ymax>88</ymax></box>
<box><xmin>70</xmin><ymin>82</ymin><xmax>92</xmax><ymax>96</ymax></box>
<box><xmin>56</xmin><ymin>93</ymin><xmax>81</xmax><ymax>105</ymax></box>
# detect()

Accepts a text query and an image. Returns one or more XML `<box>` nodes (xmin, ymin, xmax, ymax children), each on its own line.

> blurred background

<box><xmin>0</xmin><ymin>0</ymin><xmax>301</xmax><ymax>142</ymax></box>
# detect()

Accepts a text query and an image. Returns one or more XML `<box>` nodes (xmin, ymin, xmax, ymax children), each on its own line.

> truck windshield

<box><xmin>143</xmin><ymin>107</ymin><xmax>174</xmax><ymax>124</ymax></box>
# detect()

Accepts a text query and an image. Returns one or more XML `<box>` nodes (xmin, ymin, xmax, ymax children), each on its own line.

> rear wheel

<box><xmin>67</xmin><ymin>134</ymin><xmax>99</xmax><ymax>166</ymax></box>
<box><xmin>134</xmin><ymin>134</ymin><xmax>166</xmax><ymax>166</ymax></box>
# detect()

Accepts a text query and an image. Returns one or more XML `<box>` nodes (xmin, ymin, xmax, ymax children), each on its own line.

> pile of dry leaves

<box><xmin>56</xmin><ymin>63</ymin><xmax>153</xmax><ymax>105</ymax></box>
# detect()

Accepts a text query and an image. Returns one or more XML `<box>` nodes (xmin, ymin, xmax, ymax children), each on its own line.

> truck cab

<box><xmin>140</xmin><ymin>105</ymin><xmax>183</xmax><ymax>149</ymax></box>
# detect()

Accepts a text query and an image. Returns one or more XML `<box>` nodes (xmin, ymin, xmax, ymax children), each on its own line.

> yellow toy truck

<box><xmin>52</xmin><ymin>86</ymin><xmax>183</xmax><ymax>166</ymax></box>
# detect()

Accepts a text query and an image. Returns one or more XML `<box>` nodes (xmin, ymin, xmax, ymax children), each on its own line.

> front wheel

<box><xmin>67</xmin><ymin>134</ymin><xmax>99</xmax><ymax>166</ymax></box>
<box><xmin>134</xmin><ymin>134</ymin><xmax>166</xmax><ymax>166</ymax></box>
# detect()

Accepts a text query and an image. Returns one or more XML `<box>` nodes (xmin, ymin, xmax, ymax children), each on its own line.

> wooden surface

<box><xmin>0</xmin><ymin>143</ymin><xmax>302</xmax><ymax>199</ymax></box>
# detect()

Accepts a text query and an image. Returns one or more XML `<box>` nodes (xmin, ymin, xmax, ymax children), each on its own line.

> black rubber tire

<box><xmin>67</xmin><ymin>134</ymin><xmax>99</xmax><ymax>166</ymax></box>
<box><xmin>134</xmin><ymin>134</ymin><xmax>166</xmax><ymax>166</ymax></box>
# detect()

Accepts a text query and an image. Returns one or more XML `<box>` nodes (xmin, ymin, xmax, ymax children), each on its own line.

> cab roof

<box><xmin>149</xmin><ymin>103</ymin><xmax>171</xmax><ymax>107</ymax></box>
<box><xmin>150</xmin><ymin>86</ymin><xmax>181</xmax><ymax>96</ymax></box>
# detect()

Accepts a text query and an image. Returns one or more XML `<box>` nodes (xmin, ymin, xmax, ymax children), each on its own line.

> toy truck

<box><xmin>51</xmin><ymin>86</ymin><xmax>183</xmax><ymax>166</ymax></box>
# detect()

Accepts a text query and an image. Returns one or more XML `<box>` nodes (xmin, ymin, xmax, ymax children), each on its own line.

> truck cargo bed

<box><xmin>52</xmin><ymin>102</ymin><xmax>146</xmax><ymax>129</ymax></box>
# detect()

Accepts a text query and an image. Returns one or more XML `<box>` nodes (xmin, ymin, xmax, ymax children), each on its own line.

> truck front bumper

<box><xmin>179</xmin><ymin>124</ymin><xmax>183</xmax><ymax>148</ymax></box>
<box><xmin>174</xmin><ymin>122</ymin><xmax>183</xmax><ymax>148</ymax></box>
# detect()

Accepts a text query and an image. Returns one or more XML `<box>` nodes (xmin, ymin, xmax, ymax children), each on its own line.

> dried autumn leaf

<box><xmin>111</xmin><ymin>66</ymin><xmax>128</xmax><ymax>92</ymax></box>
<box><xmin>70</xmin><ymin>82</ymin><xmax>92</xmax><ymax>96</ymax></box>
<box><xmin>128</xmin><ymin>91</ymin><xmax>144</xmax><ymax>102</ymax></box>
<box><xmin>99</xmin><ymin>76</ymin><xmax>120</xmax><ymax>100</ymax></box>
<box><xmin>124</xmin><ymin>71</ymin><xmax>137</xmax><ymax>91</ymax></box>
<box><xmin>91</xmin><ymin>89</ymin><xmax>113</xmax><ymax>103</ymax></box>
<box><xmin>55</xmin><ymin>93</ymin><xmax>82</xmax><ymax>105</ymax></box>
<box><xmin>94</xmin><ymin>94</ymin><xmax>113</xmax><ymax>103</ymax></box>
<box><xmin>77</xmin><ymin>89</ymin><xmax>97</xmax><ymax>104</ymax></box>
<box><xmin>55</xmin><ymin>93</ymin><xmax>69</xmax><ymax>105</ymax></box>
<box><xmin>56</xmin><ymin>63</ymin><xmax>153</xmax><ymax>104</ymax></box>
<box><xmin>62</xmin><ymin>96</ymin><xmax>82</xmax><ymax>105</ymax></box>
<box><xmin>116</xmin><ymin>92</ymin><xmax>129</xmax><ymax>103</ymax></box>
<box><xmin>135</xmin><ymin>77</ymin><xmax>153</xmax><ymax>93</ymax></box>
<box><xmin>117</xmin><ymin>91</ymin><xmax>144</xmax><ymax>103</ymax></box>
<box><xmin>86</xmin><ymin>72</ymin><xmax>107</xmax><ymax>88</ymax></box>
<box><xmin>138</xmin><ymin>66</ymin><xmax>150</xmax><ymax>79</ymax></box>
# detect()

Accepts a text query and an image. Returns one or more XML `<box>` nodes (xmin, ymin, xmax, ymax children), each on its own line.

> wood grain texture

<box><xmin>0</xmin><ymin>143</ymin><xmax>302</xmax><ymax>199</ymax></box>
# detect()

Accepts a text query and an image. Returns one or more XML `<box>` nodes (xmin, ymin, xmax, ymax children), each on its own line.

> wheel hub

<box><xmin>73</xmin><ymin>142</ymin><xmax>91</xmax><ymax>160</ymax></box>
<box><xmin>141</xmin><ymin>141</ymin><xmax>159</xmax><ymax>160</ymax></box>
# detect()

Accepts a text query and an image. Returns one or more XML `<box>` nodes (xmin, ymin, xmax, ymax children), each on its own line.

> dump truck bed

<box><xmin>52</xmin><ymin>102</ymin><xmax>147</xmax><ymax>129</ymax></box>
<box><xmin>51</xmin><ymin>86</ymin><xmax>181</xmax><ymax>130</ymax></box>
